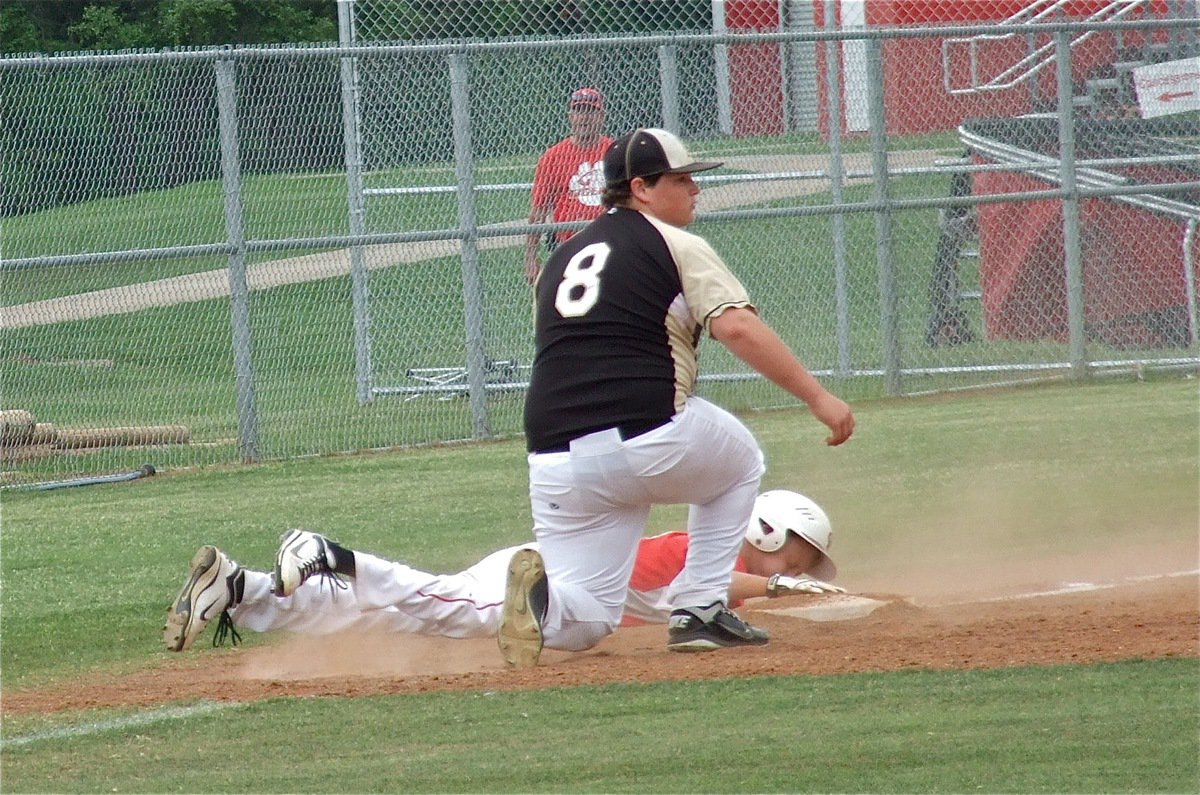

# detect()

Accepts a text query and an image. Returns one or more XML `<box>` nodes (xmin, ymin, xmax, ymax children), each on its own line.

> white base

<box><xmin>760</xmin><ymin>594</ymin><xmax>891</xmax><ymax>622</ymax></box>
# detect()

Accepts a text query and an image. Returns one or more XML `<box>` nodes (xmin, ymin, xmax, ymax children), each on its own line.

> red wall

<box><xmin>974</xmin><ymin>162</ymin><xmax>1192</xmax><ymax>346</ymax></box>
<box><xmin>724</xmin><ymin>0</ymin><xmax>785</xmax><ymax>136</ymax></box>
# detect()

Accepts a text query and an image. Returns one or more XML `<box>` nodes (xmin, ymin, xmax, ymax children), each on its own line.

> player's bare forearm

<box><xmin>710</xmin><ymin>308</ymin><xmax>820</xmax><ymax>399</ymax></box>
<box><xmin>525</xmin><ymin>205</ymin><xmax>552</xmax><ymax>284</ymax></box>
<box><xmin>729</xmin><ymin>571</ymin><xmax>771</xmax><ymax>601</ymax></box>
<box><xmin>524</xmin><ymin>235</ymin><xmax>542</xmax><ymax>283</ymax></box>
<box><xmin>710</xmin><ymin>307</ymin><xmax>855</xmax><ymax>445</ymax></box>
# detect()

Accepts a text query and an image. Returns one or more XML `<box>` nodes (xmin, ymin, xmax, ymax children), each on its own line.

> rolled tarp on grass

<box><xmin>0</xmin><ymin>410</ymin><xmax>37</xmax><ymax>446</ymax></box>
<box><xmin>31</xmin><ymin>423</ymin><xmax>56</xmax><ymax>445</ymax></box>
<box><xmin>53</xmin><ymin>425</ymin><xmax>191</xmax><ymax>449</ymax></box>
<box><xmin>0</xmin><ymin>413</ymin><xmax>190</xmax><ymax>455</ymax></box>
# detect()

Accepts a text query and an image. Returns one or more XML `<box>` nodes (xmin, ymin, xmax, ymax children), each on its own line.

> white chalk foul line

<box><xmin>941</xmin><ymin>568</ymin><xmax>1200</xmax><ymax>607</ymax></box>
<box><xmin>1</xmin><ymin>700</ymin><xmax>238</xmax><ymax>749</ymax></box>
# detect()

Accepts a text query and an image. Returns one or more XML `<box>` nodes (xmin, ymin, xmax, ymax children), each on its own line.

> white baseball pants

<box><xmin>528</xmin><ymin>396</ymin><xmax>764</xmax><ymax>652</ymax></box>
<box><xmin>230</xmin><ymin>544</ymin><xmax>532</xmax><ymax>638</ymax></box>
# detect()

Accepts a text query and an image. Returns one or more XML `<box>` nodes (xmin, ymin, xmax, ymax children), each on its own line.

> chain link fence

<box><xmin>2</xmin><ymin>1</ymin><xmax>1197</xmax><ymax>487</ymax></box>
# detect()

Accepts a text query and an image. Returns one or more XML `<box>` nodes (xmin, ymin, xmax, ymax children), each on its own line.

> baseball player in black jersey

<box><xmin>499</xmin><ymin>128</ymin><xmax>855</xmax><ymax>667</ymax></box>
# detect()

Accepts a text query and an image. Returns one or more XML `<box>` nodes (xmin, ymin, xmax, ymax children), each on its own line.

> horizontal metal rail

<box><xmin>362</xmin><ymin>152</ymin><xmax>1200</xmax><ymax>199</ymax></box>
<box><xmin>373</xmin><ymin>357</ymin><xmax>1200</xmax><ymax>399</ymax></box>
<box><xmin>4</xmin><ymin>17</ymin><xmax>1196</xmax><ymax>70</ymax></box>
<box><xmin>959</xmin><ymin>126</ymin><xmax>1200</xmax><ymax>221</ymax></box>
<box><xmin>8</xmin><ymin>144</ymin><xmax>1194</xmax><ymax>273</ymax></box>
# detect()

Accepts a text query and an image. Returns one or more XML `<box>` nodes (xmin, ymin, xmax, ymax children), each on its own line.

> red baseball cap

<box><xmin>568</xmin><ymin>87</ymin><xmax>604</xmax><ymax>111</ymax></box>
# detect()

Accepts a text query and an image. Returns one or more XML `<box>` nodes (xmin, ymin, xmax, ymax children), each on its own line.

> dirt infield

<box><xmin>4</xmin><ymin>567</ymin><xmax>1195</xmax><ymax>716</ymax></box>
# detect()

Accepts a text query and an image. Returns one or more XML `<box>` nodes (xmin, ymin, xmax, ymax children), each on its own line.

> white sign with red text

<box><xmin>1133</xmin><ymin>57</ymin><xmax>1200</xmax><ymax>119</ymax></box>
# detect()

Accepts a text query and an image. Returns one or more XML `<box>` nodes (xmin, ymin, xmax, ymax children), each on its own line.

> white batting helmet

<box><xmin>745</xmin><ymin>490</ymin><xmax>837</xmax><ymax>580</ymax></box>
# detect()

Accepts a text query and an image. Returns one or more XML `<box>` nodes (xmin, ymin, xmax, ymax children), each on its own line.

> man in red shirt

<box><xmin>522</xmin><ymin>87</ymin><xmax>613</xmax><ymax>284</ymax></box>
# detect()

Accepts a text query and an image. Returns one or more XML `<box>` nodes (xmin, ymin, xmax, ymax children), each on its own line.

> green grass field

<box><xmin>2</xmin><ymin>661</ymin><xmax>1195</xmax><ymax>792</ymax></box>
<box><xmin>2</xmin><ymin>377</ymin><xmax>1196</xmax><ymax>792</ymax></box>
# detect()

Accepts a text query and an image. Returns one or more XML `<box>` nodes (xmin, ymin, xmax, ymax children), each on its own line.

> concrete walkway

<box><xmin>2</xmin><ymin>151</ymin><xmax>942</xmax><ymax>330</ymax></box>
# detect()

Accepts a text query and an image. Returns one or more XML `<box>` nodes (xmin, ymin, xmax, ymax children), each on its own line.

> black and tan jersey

<box><xmin>524</xmin><ymin>206</ymin><xmax>753</xmax><ymax>453</ymax></box>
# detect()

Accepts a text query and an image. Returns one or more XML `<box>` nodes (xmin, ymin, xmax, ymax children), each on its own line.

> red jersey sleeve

<box><xmin>629</xmin><ymin>532</ymin><xmax>750</xmax><ymax>591</ymax></box>
<box><xmin>629</xmin><ymin>532</ymin><xmax>690</xmax><ymax>591</ymax></box>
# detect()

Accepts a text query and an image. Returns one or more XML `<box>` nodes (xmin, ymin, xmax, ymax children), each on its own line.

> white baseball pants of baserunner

<box><xmin>527</xmin><ymin>395</ymin><xmax>765</xmax><ymax>652</ymax></box>
<box><xmin>230</xmin><ymin>544</ymin><xmax>534</xmax><ymax>638</ymax></box>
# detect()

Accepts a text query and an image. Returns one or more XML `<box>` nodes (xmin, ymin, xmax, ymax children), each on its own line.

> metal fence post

<box><xmin>824</xmin><ymin>0</ymin><xmax>851</xmax><ymax>378</ymax></box>
<box><xmin>786</xmin><ymin>0</ymin><xmax>819</xmax><ymax>133</ymax></box>
<box><xmin>215</xmin><ymin>58</ymin><xmax>260</xmax><ymax>462</ymax></box>
<box><xmin>865</xmin><ymin>37</ymin><xmax>902</xmax><ymax>396</ymax></box>
<box><xmin>338</xmin><ymin>0</ymin><xmax>375</xmax><ymax>405</ymax></box>
<box><xmin>1184</xmin><ymin>219</ymin><xmax>1198</xmax><ymax>349</ymax></box>
<box><xmin>1054</xmin><ymin>30</ymin><xmax>1087</xmax><ymax>378</ymax></box>
<box><xmin>711</xmin><ymin>0</ymin><xmax>734</xmax><ymax>135</ymax></box>
<box><xmin>448</xmin><ymin>52</ymin><xmax>492</xmax><ymax>439</ymax></box>
<box><xmin>658</xmin><ymin>44</ymin><xmax>680</xmax><ymax>133</ymax></box>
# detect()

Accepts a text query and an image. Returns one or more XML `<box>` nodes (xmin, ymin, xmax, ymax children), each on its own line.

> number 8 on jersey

<box><xmin>555</xmin><ymin>242</ymin><xmax>610</xmax><ymax>318</ymax></box>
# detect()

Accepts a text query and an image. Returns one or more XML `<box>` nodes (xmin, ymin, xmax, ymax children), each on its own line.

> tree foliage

<box><xmin>1</xmin><ymin>1</ymin><xmax>715</xmax><ymax>217</ymax></box>
<box><xmin>1</xmin><ymin>1</ymin><xmax>712</xmax><ymax>53</ymax></box>
<box><xmin>1</xmin><ymin>0</ymin><xmax>338</xmax><ymax>53</ymax></box>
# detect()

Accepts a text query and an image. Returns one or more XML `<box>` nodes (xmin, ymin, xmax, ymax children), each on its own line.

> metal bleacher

<box><xmin>941</xmin><ymin>0</ymin><xmax>1199</xmax><ymax>112</ymax></box>
<box><xmin>926</xmin><ymin>0</ymin><xmax>1199</xmax><ymax>348</ymax></box>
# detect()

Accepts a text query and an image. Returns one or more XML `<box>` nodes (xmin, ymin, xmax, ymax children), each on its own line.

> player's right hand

<box><xmin>766</xmin><ymin>573</ymin><xmax>846</xmax><ymax>596</ymax></box>
<box><xmin>810</xmin><ymin>392</ymin><xmax>854</xmax><ymax>446</ymax></box>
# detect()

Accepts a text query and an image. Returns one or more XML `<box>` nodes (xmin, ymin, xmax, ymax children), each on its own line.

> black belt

<box><xmin>533</xmin><ymin>418</ymin><xmax>670</xmax><ymax>455</ymax></box>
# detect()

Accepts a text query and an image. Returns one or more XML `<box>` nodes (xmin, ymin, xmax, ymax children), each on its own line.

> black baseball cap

<box><xmin>602</xmin><ymin>128</ymin><xmax>723</xmax><ymax>185</ymax></box>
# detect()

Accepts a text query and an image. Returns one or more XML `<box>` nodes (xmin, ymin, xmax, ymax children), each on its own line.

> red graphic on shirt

<box><xmin>531</xmin><ymin>136</ymin><xmax>613</xmax><ymax>242</ymax></box>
